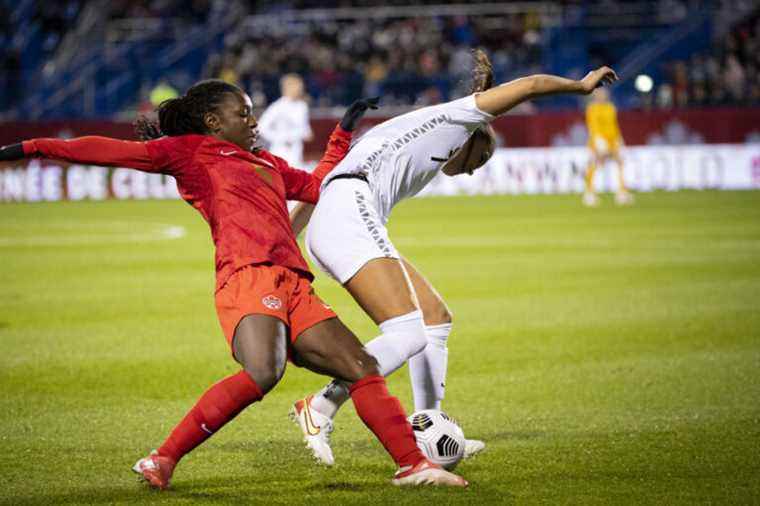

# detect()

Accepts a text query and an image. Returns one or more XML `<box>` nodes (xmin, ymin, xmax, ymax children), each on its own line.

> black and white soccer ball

<box><xmin>408</xmin><ymin>409</ymin><xmax>466</xmax><ymax>470</ymax></box>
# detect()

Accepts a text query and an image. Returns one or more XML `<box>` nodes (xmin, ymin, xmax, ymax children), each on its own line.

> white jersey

<box><xmin>258</xmin><ymin>97</ymin><xmax>312</xmax><ymax>167</ymax></box>
<box><xmin>325</xmin><ymin>94</ymin><xmax>493</xmax><ymax>221</ymax></box>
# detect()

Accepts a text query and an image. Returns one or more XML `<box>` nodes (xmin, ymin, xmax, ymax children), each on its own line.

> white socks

<box><xmin>366</xmin><ymin>310</ymin><xmax>427</xmax><ymax>376</ymax></box>
<box><xmin>309</xmin><ymin>310</ymin><xmax>427</xmax><ymax>418</ymax></box>
<box><xmin>408</xmin><ymin>323</ymin><xmax>450</xmax><ymax>411</ymax></box>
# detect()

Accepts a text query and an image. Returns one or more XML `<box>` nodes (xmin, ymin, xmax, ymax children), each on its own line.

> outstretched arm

<box><xmin>475</xmin><ymin>67</ymin><xmax>619</xmax><ymax>116</ymax></box>
<box><xmin>0</xmin><ymin>136</ymin><xmax>157</xmax><ymax>171</ymax></box>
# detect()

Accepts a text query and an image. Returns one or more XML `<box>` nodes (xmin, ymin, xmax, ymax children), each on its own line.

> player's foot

<box><xmin>463</xmin><ymin>439</ymin><xmax>486</xmax><ymax>459</ymax></box>
<box><xmin>132</xmin><ymin>450</ymin><xmax>176</xmax><ymax>490</ymax></box>
<box><xmin>582</xmin><ymin>191</ymin><xmax>599</xmax><ymax>207</ymax></box>
<box><xmin>614</xmin><ymin>190</ymin><xmax>634</xmax><ymax>205</ymax></box>
<box><xmin>290</xmin><ymin>395</ymin><xmax>335</xmax><ymax>466</ymax></box>
<box><xmin>392</xmin><ymin>459</ymin><xmax>469</xmax><ymax>487</ymax></box>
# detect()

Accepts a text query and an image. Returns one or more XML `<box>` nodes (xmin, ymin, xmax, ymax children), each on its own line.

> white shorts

<box><xmin>306</xmin><ymin>178</ymin><xmax>400</xmax><ymax>284</ymax></box>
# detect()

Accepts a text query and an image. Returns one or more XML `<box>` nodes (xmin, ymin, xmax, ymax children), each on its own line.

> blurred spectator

<box><xmin>211</xmin><ymin>9</ymin><xmax>547</xmax><ymax>107</ymax></box>
<box><xmin>724</xmin><ymin>54</ymin><xmax>746</xmax><ymax>101</ymax></box>
<box><xmin>657</xmin><ymin>8</ymin><xmax>760</xmax><ymax>108</ymax></box>
<box><xmin>258</xmin><ymin>74</ymin><xmax>313</xmax><ymax>167</ymax></box>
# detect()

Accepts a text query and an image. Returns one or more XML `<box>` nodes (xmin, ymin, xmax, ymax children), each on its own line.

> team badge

<box><xmin>262</xmin><ymin>295</ymin><xmax>282</xmax><ymax>310</ymax></box>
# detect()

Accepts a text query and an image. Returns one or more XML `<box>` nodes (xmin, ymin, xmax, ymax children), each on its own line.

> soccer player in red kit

<box><xmin>0</xmin><ymin>80</ymin><xmax>467</xmax><ymax>489</ymax></box>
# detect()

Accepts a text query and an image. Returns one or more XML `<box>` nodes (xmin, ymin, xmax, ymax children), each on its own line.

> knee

<box><xmin>342</xmin><ymin>349</ymin><xmax>380</xmax><ymax>383</ymax></box>
<box><xmin>422</xmin><ymin>300</ymin><xmax>452</xmax><ymax>326</ymax></box>
<box><xmin>244</xmin><ymin>357</ymin><xmax>286</xmax><ymax>394</ymax></box>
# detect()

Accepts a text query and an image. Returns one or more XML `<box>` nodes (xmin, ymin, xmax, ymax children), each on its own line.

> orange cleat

<box><xmin>132</xmin><ymin>450</ymin><xmax>176</xmax><ymax>490</ymax></box>
<box><xmin>392</xmin><ymin>458</ymin><xmax>469</xmax><ymax>487</ymax></box>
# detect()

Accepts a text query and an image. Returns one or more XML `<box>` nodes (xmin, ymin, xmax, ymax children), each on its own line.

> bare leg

<box><xmin>611</xmin><ymin>151</ymin><xmax>633</xmax><ymax>205</ymax></box>
<box><xmin>344</xmin><ymin>257</ymin><xmax>419</xmax><ymax>324</ymax></box>
<box><xmin>292</xmin><ymin>317</ymin><xmax>379</xmax><ymax>382</ymax></box>
<box><xmin>585</xmin><ymin>151</ymin><xmax>599</xmax><ymax>194</ymax></box>
<box><xmin>232</xmin><ymin>314</ymin><xmax>289</xmax><ymax>393</ymax></box>
<box><xmin>613</xmin><ymin>151</ymin><xmax>628</xmax><ymax>193</ymax></box>
<box><xmin>401</xmin><ymin>258</ymin><xmax>451</xmax><ymax>326</ymax></box>
<box><xmin>584</xmin><ymin>150</ymin><xmax>601</xmax><ymax>206</ymax></box>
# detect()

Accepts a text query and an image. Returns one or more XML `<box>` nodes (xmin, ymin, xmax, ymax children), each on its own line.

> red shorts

<box><xmin>215</xmin><ymin>264</ymin><xmax>337</xmax><ymax>350</ymax></box>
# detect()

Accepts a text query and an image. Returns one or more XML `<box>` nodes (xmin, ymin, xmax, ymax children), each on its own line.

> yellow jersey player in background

<box><xmin>583</xmin><ymin>88</ymin><xmax>633</xmax><ymax>206</ymax></box>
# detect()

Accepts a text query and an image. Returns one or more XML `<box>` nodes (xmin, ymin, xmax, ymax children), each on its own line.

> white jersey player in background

<box><xmin>258</xmin><ymin>73</ymin><xmax>313</xmax><ymax>167</ymax></box>
<box><xmin>289</xmin><ymin>50</ymin><xmax>619</xmax><ymax>466</ymax></box>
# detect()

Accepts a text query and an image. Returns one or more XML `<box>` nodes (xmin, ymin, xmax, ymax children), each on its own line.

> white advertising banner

<box><xmin>419</xmin><ymin>144</ymin><xmax>760</xmax><ymax>196</ymax></box>
<box><xmin>0</xmin><ymin>161</ymin><xmax>181</xmax><ymax>202</ymax></box>
<box><xmin>1</xmin><ymin>144</ymin><xmax>759</xmax><ymax>202</ymax></box>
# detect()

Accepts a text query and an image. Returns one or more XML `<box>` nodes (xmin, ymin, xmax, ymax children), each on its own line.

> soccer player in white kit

<box><xmin>258</xmin><ymin>74</ymin><xmax>313</xmax><ymax>167</ymax></box>
<box><xmin>290</xmin><ymin>50</ymin><xmax>619</xmax><ymax>466</ymax></box>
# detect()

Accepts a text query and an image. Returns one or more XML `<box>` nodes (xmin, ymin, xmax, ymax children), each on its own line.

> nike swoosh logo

<box><xmin>302</xmin><ymin>404</ymin><xmax>321</xmax><ymax>436</ymax></box>
<box><xmin>201</xmin><ymin>423</ymin><xmax>213</xmax><ymax>434</ymax></box>
<box><xmin>220</xmin><ymin>150</ymin><xmax>236</xmax><ymax>156</ymax></box>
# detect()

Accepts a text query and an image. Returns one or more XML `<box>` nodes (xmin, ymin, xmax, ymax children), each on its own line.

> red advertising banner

<box><xmin>1</xmin><ymin>107</ymin><xmax>758</xmax><ymax>157</ymax></box>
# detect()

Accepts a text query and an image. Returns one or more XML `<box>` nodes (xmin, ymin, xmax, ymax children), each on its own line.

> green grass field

<box><xmin>1</xmin><ymin>190</ymin><xmax>759</xmax><ymax>505</ymax></box>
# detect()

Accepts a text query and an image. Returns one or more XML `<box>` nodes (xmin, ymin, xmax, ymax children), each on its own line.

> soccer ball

<box><xmin>408</xmin><ymin>409</ymin><xmax>466</xmax><ymax>470</ymax></box>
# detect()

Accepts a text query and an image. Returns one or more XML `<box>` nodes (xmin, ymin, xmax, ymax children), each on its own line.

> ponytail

<box><xmin>470</xmin><ymin>49</ymin><xmax>494</xmax><ymax>93</ymax></box>
<box><xmin>133</xmin><ymin>79</ymin><xmax>242</xmax><ymax>140</ymax></box>
<box><xmin>134</xmin><ymin>115</ymin><xmax>162</xmax><ymax>140</ymax></box>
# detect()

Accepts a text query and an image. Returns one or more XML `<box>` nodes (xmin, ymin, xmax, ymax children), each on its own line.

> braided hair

<box><xmin>470</xmin><ymin>48</ymin><xmax>494</xmax><ymax>93</ymax></box>
<box><xmin>467</xmin><ymin>49</ymin><xmax>496</xmax><ymax>166</ymax></box>
<box><xmin>134</xmin><ymin>79</ymin><xmax>243</xmax><ymax>140</ymax></box>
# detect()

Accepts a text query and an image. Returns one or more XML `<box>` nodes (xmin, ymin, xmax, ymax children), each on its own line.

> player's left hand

<box><xmin>340</xmin><ymin>97</ymin><xmax>380</xmax><ymax>131</ymax></box>
<box><xmin>580</xmin><ymin>66</ymin><xmax>619</xmax><ymax>93</ymax></box>
<box><xmin>0</xmin><ymin>143</ymin><xmax>24</xmax><ymax>161</ymax></box>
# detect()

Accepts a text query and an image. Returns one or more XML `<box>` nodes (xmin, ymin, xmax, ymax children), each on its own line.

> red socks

<box><xmin>158</xmin><ymin>370</ymin><xmax>263</xmax><ymax>463</ymax></box>
<box><xmin>155</xmin><ymin>372</ymin><xmax>421</xmax><ymax>470</ymax></box>
<box><xmin>349</xmin><ymin>375</ymin><xmax>426</xmax><ymax>468</ymax></box>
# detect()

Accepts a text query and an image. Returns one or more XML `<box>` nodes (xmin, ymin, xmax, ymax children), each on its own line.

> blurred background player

<box><xmin>289</xmin><ymin>50</ymin><xmax>619</xmax><ymax>467</ymax></box>
<box><xmin>258</xmin><ymin>74</ymin><xmax>313</xmax><ymax>167</ymax></box>
<box><xmin>583</xmin><ymin>88</ymin><xmax>633</xmax><ymax>207</ymax></box>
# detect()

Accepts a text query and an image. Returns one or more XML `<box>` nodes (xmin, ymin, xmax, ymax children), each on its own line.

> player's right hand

<box><xmin>0</xmin><ymin>143</ymin><xmax>24</xmax><ymax>161</ymax></box>
<box><xmin>580</xmin><ymin>67</ymin><xmax>619</xmax><ymax>93</ymax></box>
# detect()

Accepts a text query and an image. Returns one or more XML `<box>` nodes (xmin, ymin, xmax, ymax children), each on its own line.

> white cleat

<box><xmin>583</xmin><ymin>191</ymin><xmax>599</xmax><ymax>207</ymax></box>
<box><xmin>290</xmin><ymin>395</ymin><xmax>335</xmax><ymax>466</ymax></box>
<box><xmin>463</xmin><ymin>439</ymin><xmax>486</xmax><ymax>459</ymax></box>
<box><xmin>392</xmin><ymin>459</ymin><xmax>468</xmax><ymax>487</ymax></box>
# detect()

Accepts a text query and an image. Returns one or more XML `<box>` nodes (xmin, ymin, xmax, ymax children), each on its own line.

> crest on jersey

<box><xmin>262</xmin><ymin>295</ymin><xmax>282</xmax><ymax>310</ymax></box>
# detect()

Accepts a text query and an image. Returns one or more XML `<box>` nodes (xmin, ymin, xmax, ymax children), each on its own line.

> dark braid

<box><xmin>470</xmin><ymin>49</ymin><xmax>494</xmax><ymax>93</ymax></box>
<box><xmin>134</xmin><ymin>79</ymin><xmax>242</xmax><ymax>140</ymax></box>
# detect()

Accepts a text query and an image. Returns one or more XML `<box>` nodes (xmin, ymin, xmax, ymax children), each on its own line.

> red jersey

<box><xmin>23</xmin><ymin>126</ymin><xmax>351</xmax><ymax>290</ymax></box>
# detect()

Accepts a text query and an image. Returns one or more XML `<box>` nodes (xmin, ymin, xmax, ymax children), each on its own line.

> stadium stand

<box><xmin>655</xmin><ymin>7</ymin><xmax>760</xmax><ymax>107</ymax></box>
<box><xmin>1</xmin><ymin>0</ymin><xmax>758</xmax><ymax>119</ymax></box>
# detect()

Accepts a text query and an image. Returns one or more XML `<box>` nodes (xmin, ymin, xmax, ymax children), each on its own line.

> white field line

<box><xmin>0</xmin><ymin>222</ymin><xmax>186</xmax><ymax>247</ymax></box>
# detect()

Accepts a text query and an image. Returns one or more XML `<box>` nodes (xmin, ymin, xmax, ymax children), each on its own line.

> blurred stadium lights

<box><xmin>635</xmin><ymin>74</ymin><xmax>654</xmax><ymax>93</ymax></box>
